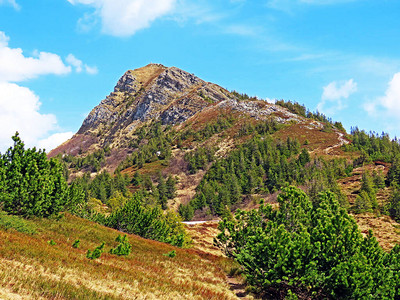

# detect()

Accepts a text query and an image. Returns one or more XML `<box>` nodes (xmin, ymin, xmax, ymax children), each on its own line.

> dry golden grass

<box><xmin>184</xmin><ymin>222</ymin><xmax>222</xmax><ymax>256</ymax></box>
<box><xmin>0</xmin><ymin>213</ymin><xmax>243</xmax><ymax>299</ymax></box>
<box><xmin>338</xmin><ymin>163</ymin><xmax>400</xmax><ymax>250</ymax></box>
<box><xmin>354</xmin><ymin>213</ymin><xmax>400</xmax><ymax>251</ymax></box>
<box><xmin>130</xmin><ymin>64</ymin><xmax>167</xmax><ymax>88</ymax></box>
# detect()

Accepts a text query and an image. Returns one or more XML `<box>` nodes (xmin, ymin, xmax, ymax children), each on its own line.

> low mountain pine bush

<box><xmin>72</xmin><ymin>239</ymin><xmax>80</xmax><ymax>248</ymax></box>
<box><xmin>109</xmin><ymin>235</ymin><xmax>131</xmax><ymax>256</ymax></box>
<box><xmin>86</xmin><ymin>242</ymin><xmax>105</xmax><ymax>260</ymax></box>
<box><xmin>216</xmin><ymin>186</ymin><xmax>400</xmax><ymax>299</ymax></box>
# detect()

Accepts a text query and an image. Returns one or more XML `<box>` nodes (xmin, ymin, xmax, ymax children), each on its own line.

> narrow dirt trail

<box><xmin>227</xmin><ymin>276</ymin><xmax>252</xmax><ymax>299</ymax></box>
<box><xmin>323</xmin><ymin>131</ymin><xmax>349</xmax><ymax>154</ymax></box>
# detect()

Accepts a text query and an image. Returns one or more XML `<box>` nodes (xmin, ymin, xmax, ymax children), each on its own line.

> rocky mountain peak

<box><xmin>50</xmin><ymin>64</ymin><xmax>236</xmax><ymax>158</ymax></box>
<box><xmin>49</xmin><ymin>64</ymin><xmax>312</xmax><ymax>163</ymax></box>
<box><xmin>114</xmin><ymin>64</ymin><xmax>168</xmax><ymax>94</ymax></box>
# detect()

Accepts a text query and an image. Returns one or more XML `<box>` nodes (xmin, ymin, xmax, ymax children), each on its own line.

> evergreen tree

<box><xmin>131</xmin><ymin>171</ymin><xmax>142</xmax><ymax>186</ymax></box>
<box><xmin>359</xmin><ymin>171</ymin><xmax>378</xmax><ymax>210</ymax></box>
<box><xmin>216</xmin><ymin>186</ymin><xmax>400</xmax><ymax>299</ymax></box>
<box><xmin>0</xmin><ymin>133</ymin><xmax>67</xmax><ymax>217</ymax></box>
<box><xmin>166</xmin><ymin>175</ymin><xmax>176</xmax><ymax>199</ymax></box>
<box><xmin>298</xmin><ymin>148</ymin><xmax>311</xmax><ymax>166</ymax></box>
<box><xmin>157</xmin><ymin>173</ymin><xmax>168</xmax><ymax>209</ymax></box>
<box><xmin>389</xmin><ymin>183</ymin><xmax>400</xmax><ymax>221</ymax></box>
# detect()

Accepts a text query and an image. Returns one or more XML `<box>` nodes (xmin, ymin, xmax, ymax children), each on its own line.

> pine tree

<box><xmin>131</xmin><ymin>171</ymin><xmax>142</xmax><ymax>186</ymax></box>
<box><xmin>166</xmin><ymin>175</ymin><xmax>176</xmax><ymax>199</ymax></box>
<box><xmin>360</xmin><ymin>171</ymin><xmax>378</xmax><ymax>210</ymax></box>
<box><xmin>298</xmin><ymin>148</ymin><xmax>311</xmax><ymax>166</ymax></box>
<box><xmin>0</xmin><ymin>133</ymin><xmax>67</xmax><ymax>217</ymax></box>
<box><xmin>389</xmin><ymin>183</ymin><xmax>400</xmax><ymax>221</ymax></box>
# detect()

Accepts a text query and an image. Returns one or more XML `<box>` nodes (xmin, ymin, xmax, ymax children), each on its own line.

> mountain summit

<box><xmin>49</xmin><ymin>64</ymin><xmax>237</xmax><ymax>157</ymax></box>
<box><xmin>49</xmin><ymin>64</ymin><xmax>305</xmax><ymax>162</ymax></box>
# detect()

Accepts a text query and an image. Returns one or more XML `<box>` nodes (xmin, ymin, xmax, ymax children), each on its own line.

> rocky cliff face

<box><xmin>48</xmin><ymin>64</ymin><xmax>237</xmax><ymax>157</ymax></box>
<box><xmin>78</xmin><ymin>64</ymin><xmax>232</xmax><ymax>134</ymax></box>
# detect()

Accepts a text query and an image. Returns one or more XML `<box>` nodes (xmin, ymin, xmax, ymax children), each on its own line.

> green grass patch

<box><xmin>0</xmin><ymin>210</ymin><xmax>37</xmax><ymax>235</ymax></box>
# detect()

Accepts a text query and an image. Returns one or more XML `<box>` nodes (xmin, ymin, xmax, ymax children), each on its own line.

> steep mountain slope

<box><xmin>50</xmin><ymin>64</ymin><xmax>232</xmax><ymax>161</ymax></box>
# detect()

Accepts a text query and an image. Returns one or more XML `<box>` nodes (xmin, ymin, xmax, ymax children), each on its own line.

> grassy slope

<box><xmin>0</xmin><ymin>213</ymin><xmax>241</xmax><ymax>300</ymax></box>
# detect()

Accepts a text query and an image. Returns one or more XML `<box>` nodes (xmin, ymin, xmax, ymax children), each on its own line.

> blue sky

<box><xmin>1</xmin><ymin>0</ymin><xmax>400</xmax><ymax>152</ymax></box>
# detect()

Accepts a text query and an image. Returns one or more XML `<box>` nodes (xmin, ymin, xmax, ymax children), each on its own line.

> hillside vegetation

<box><xmin>2</xmin><ymin>64</ymin><xmax>400</xmax><ymax>299</ymax></box>
<box><xmin>0</xmin><ymin>212</ymin><xmax>240</xmax><ymax>299</ymax></box>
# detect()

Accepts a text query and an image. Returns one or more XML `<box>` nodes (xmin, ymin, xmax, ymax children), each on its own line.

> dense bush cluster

<box><xmin>104</xmin><ymin>193</ymin><xmax>188</xmax><ymax>247</ymax></box>
<box><xmin>216</xmin><ymin>186</ymin><xmax>400</xmax><ymax>299</ymax></box>
<box><xmin>0</xmin><ymin>133</ymin><xmax>68</xmax><ymax>218</ymax></box>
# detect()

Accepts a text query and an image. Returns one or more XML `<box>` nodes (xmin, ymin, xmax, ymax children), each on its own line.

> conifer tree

<box><xmin>0</xmin><ymin>133</ymin><xmax>67</xmax><ymax>217</ymax></box>
<box><xmin>166</xmin><ymin>175</ymin><xmax>176</xmax><ymax>199</ymax></box>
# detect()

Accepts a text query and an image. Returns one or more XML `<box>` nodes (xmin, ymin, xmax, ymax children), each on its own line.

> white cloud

<box><xmin>317</xmin><ymin>79</ymin><xmax>357</xmax><ymax>115</ymax></box>
<box><xmin>68</xmin><ymin>0</ymin><xmax>176</xmax><ymax>37</ymax></box>
<box><xmin>365</xmin><ymin>72</ymin><xmax>400</xmax><ymax>116</ymax></box>
<box><xmin>66</xmin><ymin>53</ymin><xmax>83</xmax><ymax>73</ymax></box>
<box><xmin>0</xmin><ymin>32</ymin><xmax>71</xmax><ymax>82</ymax></box>
<box><xmin>37</xmin><ymin>132</ymin><xmax>74</xmax><ymax>152</ymax></box>
<box><xmin>379</xmin><ymin>73</ymin><xmax>400</xmax><ymax>114</ymax></box>
<box><xmin>66</xmin><ymin>53</ymin><xmax>98</xmax><ymax>74</ymax></box>
<box><xmin>0</xmin><ymin>82</ymin><xmax>57</xmax><ymax>152</ymax></box>
<box><xmin>0</xmin><ymin>32</ymin><xmax>93</xmax><ymax>152</ymax></box>
<box><xmin>0</xmin><ymin>0</ymin><xmax>20</xmax><ymax>10</ymax></box>
<box><xmin>322</xmin><ymin>79</ymin><xmax>357</xmax><ymax>101</ymax></box>
<box><xmin>85</xmin><ymin>65</ymin><xmax>98</xmax><ymax>74</ymax></box>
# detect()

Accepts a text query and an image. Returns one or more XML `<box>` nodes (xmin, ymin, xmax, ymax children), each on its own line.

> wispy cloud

<box><xmin>267</xmin><ymin>0</ymin><xmax>360</xmax><ymax>12</ymax></box>
<box><xmin>317</xmin><ymin>79</ymin><xmax>357</xmax><ymax>115</ymax></box>
<box><xmin>66</xmin><ymin>54</ymin><xmax>98</xmax><ymax>74</ymax></box>
<box><xmin>222</xmin><ymin>24</ymin><xmax>260</xmax><ymax>37</ymax></box>
<box><xmin>0</xmin><ymin>0</ymin><xmax>20</xmax><ymax>10</ymax></box>
<box><xmin>68</xmin><ymin>0</ymin><xmax>177</xmax><ymax>37</ymax></box>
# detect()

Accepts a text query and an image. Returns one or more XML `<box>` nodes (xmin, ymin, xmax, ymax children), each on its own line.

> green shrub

<box><xmin>48</xmin><ymin>240</ymin><xmax>56</xmax><ymax>246</ymax></box>
<box><xmin>104</xmin><ymin>193</ymin><xmax>189</xmax><ymax>247</ymax></box>
<box><xmin>164</xmin><ymin>250</ymin><xmax>176</xmax><ymax>258</ymax></box>
<box><xmin>86</xmin><ymin>242</ymin><xmax>105</xmax><ymax>260</ymax></box>
<box><xmin>109</xmin><ymin>235</ymin><xmax>131</xmax><ymax>256</ymax></box>
<box><xmin>72</xmin><ymin>239</ymin><xmax>80</xmax><ymax>248</ymax></box>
